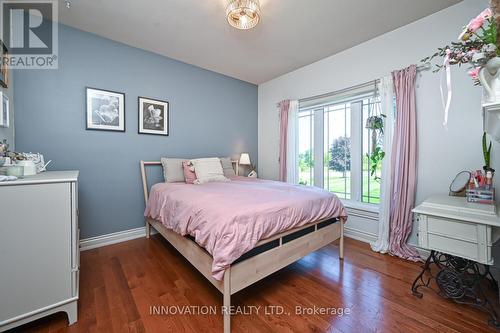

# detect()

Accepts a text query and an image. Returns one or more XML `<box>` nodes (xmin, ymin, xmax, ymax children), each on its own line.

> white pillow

<box><xmin>190</xmin><ymin>158</ymin><xmax>229</xmax><ymax>184</ymax></box>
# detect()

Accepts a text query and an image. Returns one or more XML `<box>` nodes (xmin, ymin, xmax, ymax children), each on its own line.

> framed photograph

<box><xmin>86</xmin><ymin>87</ymin><xmax>125</xmax><ymax>132</ymax></box>
<box><xmin>138</xmin><ymin>97</ymin><xmax>169</xmax><ymax>136</ymax></box>
<box><xmin>0</xmin><ymin>91</ymin><xmax>9</xmax><ymax>128</ymax></box>
<box><xmin>0</xmin><ymin>42</ymin><xmax>8</xmax><ymax>88</ymax></box>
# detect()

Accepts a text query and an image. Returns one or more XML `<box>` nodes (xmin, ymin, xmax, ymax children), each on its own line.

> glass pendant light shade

<box><xmin>226</xmin><ymin>0</ymin><xmax>261</xmax><ymax>30</ymax></box>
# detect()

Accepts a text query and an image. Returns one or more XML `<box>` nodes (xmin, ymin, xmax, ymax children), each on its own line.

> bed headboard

<box><xmin>140</xmin><ymin>159</ymin><xmax>239</xmax><ymax>205</ymax></box>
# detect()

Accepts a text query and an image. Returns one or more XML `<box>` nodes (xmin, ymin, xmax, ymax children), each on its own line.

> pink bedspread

<box><xmin>144</xmin><ymin>177</ymin><xmax>347</xmax><ymax>280</ymax></box>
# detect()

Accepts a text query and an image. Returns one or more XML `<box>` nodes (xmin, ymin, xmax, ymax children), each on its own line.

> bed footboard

<box><xmin>147</xmin><ymin>216</ymin><xmax>343</xmax><ymax>333</ymax></box>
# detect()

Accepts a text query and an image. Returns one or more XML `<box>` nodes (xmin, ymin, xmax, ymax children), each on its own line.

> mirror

<box><xmin>449</xmin><ymin>171</ymin><xmax>471</xmax><ymax>197</ymax></box>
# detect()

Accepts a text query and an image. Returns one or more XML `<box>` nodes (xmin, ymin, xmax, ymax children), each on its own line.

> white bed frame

<box><xmin>140</xmin><ymin>160</ymin><xmax>345</xmax><ymax>333</ymax></box>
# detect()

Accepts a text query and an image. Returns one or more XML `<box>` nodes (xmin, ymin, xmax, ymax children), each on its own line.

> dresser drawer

<box><xmin>427</xmin><ymin>217</ymin><xmax>477</xmax><ymax>242</ymax></box>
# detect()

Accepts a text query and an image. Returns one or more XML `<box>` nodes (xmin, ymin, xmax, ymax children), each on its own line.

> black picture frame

<box><xmin>0</xmin><ymin>91</ymin><xmax>9</xmax><ymax>128</ymax></box>
<box><xmin>0</xmin><ymin>42</ymin><xmax>9</xmax><ymax>88</ymax></box>
<box><xmin>138</xmin><ymin>96</ymin><xmax>169</xmax><ymax>136</ymax></box>
<box><xmin>85</xmin><ymin>87</ymin><xmax>126</xmax><ymax>132</ymax></box>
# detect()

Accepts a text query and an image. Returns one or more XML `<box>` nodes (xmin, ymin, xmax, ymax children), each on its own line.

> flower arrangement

<box><xmin>7</xmin><ymin>151</ymin><xmax>26</xmax><ymax>162</ymax></box>
<box><xmin>422</xmin><ymin>8</ymin><xmax>499</xmax><ymax>85</ymax></box>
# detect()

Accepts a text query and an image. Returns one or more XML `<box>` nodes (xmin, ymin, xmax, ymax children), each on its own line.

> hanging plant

<box><xmin>365</xmin><ymin>115</ymin><xmax>385</xmax><ymax>132</ymax></box>
<box><xmin>366</xmin><ymin>114</ymin><xmax>386</xmax><ymax>181</ymax></box>
<box><xmin>369</xmin><ymin>147</ymin><xmax>385</xmax><ymax>180</ymax></box>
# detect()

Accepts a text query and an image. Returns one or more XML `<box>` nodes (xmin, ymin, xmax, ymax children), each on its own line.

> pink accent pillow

<box><xmin>183</xmin><ymin>161</ymin><xmax>196</xmax><ymax>184</ymax></box>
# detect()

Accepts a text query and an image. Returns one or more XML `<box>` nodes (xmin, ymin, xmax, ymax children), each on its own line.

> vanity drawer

<box><xmin>427</xmin><ymin>233</ymin><xmax>480</xmax><ymax>262</ymax></box>
<box><xmin>417</xmin><ymin>214</ymin><xmax>493</xmax><ymax>265</ymax></box>
<box><xmin>427</xmin><ymin>217</ymin><xmax>477</xmax><ymax>242</ymax></box>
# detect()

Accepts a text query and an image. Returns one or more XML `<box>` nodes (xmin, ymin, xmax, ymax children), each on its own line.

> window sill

<box><xmin>341</xmin><ymin>200</ymin><xmax>379</xmax><ymax>221</ymax></box>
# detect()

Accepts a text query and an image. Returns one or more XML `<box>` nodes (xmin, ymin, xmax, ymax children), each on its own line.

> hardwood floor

<box><xmin>8</xmin><ymin>236</ymin><xmax>500</xmax><ymax>333</ymax></box>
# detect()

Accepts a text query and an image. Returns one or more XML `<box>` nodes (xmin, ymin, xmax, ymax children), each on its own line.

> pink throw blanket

<box><xmin>145</xmin><ymin>177</ymin><xmax>347</xmax><ymax>280</ymax></box>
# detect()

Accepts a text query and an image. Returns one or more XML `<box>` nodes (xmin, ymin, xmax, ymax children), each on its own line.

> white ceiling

<box><xmin>58</xmin><ymin>0</ymin><xmax>461</xmax><ymax>84</ymax></box>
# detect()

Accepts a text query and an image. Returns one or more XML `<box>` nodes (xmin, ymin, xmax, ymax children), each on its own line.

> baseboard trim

<box><xmin>80</xmin><ymin>226</ymin><xmax>149</xmax><ymax>251</ymax></box>
<box><xmin>415</xmin><ymin>246</ymin><xmax>430</xmax><ymax>260</ymax></box>
<box><xmin>344</xmin><ymin>227</ymin><xmax>377</xmax><ymax>244</ymax></box>
<box><xmin>80</xmin><ymin>224</ymin><xmax>378</xmax><ymax>251</ymax></box>
<box><xmin>343</xmin><ymin>228</ymin><xmax>428</xmax><ymax>260</ymax></box>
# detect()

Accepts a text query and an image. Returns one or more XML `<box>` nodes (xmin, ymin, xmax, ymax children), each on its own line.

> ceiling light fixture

<box><xmin>226</xmin><ymin>0</ymin><xmax>261</xmax><ymax>30</ymax></box>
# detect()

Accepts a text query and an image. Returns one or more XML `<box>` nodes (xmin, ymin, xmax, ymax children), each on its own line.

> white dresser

<box><xmin>413</xmin><ymin>195</ymin><xmax>500</xmax><ymax>265</ymax></box>
<box><xmin>0</xmin><ymin>171</ymin><xmax>79</xmax><ymax>332</ymax></box>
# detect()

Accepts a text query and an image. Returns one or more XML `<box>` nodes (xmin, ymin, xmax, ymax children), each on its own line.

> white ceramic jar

<box><xmin>16</xmin><ymin>160</ymin><xmax>37</xmax><ymax>176</ymax></box>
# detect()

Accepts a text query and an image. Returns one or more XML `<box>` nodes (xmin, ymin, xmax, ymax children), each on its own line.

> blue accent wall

<box><xmin>0</xmin><ymin>69</ymin><xmax>14</xmax><ymax>151</ymax></box>
<box><xmin>14</xmin><ymin>24</ymin><xmax>258</xmax><ymax>238</ymax></box>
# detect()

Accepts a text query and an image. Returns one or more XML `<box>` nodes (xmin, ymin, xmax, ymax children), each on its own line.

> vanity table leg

<box><xmin>411</xmin><ymin>251</ymin><xmax>500</xmax><ymax>328</ymax></box>
<box><xmin>411</xmin><ymin>250</ymin><xmax>435</xmax><ymax>298</ymax></box>
<box><xmin>490</xmin><ymin>266</ymin><xmax>500</xmax><ymax>303</ymax></box>
<box><xmin>486</xmin><ymin>266</ymin><xmax>499</xmax><ymax>291</ymax></box>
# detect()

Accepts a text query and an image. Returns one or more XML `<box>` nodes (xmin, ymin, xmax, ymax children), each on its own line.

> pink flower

<box><xmin>480</xmin><ymin>8</ymin><xmax>493</xmax><ymax>20</ymax></box>
<box><xmin>468</xmin><ymin>67</ymin><xmax>480</xmax><ymax>80</ymax></box>
<box><xmin>467</xmin><ymin>16</ymin><xmax>485</xmax><ymax>32</ymax></box>
<box><xmin>467</xmin><ymin>8</ymin><xmax>492</xmax><ymax>32</ymax></box>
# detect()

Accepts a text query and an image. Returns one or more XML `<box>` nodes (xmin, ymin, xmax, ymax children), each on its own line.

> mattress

<box><xmin>144</xmin><ymin>177</ymin><xmax>347</xmax><ymax>280</ymax></box>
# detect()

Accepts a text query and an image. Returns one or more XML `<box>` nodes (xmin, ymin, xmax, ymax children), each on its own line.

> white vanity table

<box><xmin>412</xmin><ymin>194</ymin><xmax>500</xmax><ymax>328</ymax></box>
<box><xmin>413</xmin><ymin>195</ymin><xmax>500</xmax><ymax>265</ymax></box>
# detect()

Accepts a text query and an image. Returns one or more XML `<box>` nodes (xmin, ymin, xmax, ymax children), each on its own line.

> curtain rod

<box><xmin>298</xmin><ymin>80</ymin><xmax>379</xmax><ymax>104</ymax></box>
<box><xmin>278</xmin><ymin>62</ymin><xmax>431</xmax><ymax>106</ymax></box>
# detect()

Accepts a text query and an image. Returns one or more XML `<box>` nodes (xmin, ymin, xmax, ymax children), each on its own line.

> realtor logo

<box><xmin>0</xmin><ymin>0</ymin><xmax>58</xmax><ymax>69</ymax></box>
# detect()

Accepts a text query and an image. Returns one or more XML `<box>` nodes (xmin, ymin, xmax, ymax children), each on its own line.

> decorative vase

<box><xmin>479</xmin><ymin>57</ymin><xmax>500</xmax><ymax>104</ymax></box>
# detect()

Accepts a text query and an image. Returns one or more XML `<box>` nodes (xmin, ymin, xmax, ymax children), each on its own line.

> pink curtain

<box><xmin>278</xmin><ymin>100</ymin><xmax>290</xmax><ymax>182</ymax></box>
<box><xmin>389</xmin><ymin>65</ymin><xmax>420</xmax><ymax>261</ymax></box>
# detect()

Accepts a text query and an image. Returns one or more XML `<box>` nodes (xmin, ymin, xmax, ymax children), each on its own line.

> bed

<box><xmin>140</xmin><ymin>160</ymin><xmax>347</xmax><ymax>333</ymax></box>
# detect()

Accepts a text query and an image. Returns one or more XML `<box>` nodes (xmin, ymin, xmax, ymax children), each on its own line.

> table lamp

<box><xmin>239</xmin><ymin>153</ymin><xmax>257</xmax><ymax>178</ymax></box>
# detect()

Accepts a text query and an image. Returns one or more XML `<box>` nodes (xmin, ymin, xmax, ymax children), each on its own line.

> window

<box><xmin>361</xmin><ymin>97</ymin><xmax>383</xmax><ymax>204</ymax></box>
<box><xmin>298</xmin><ymin>109</ymin><xmax>314</xmax><ymax>186</ymax></box>
<box><xmin>323</xmin><ymin>102</ymin><xmax>351</xmax><ymax>199</ymax></box>
<box><xmin>297</xmin><ymin>85</ymin><xmax>382</xmax><ymax>205</ymax></box>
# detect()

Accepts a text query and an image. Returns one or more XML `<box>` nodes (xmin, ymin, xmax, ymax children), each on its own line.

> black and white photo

<box><xmin>138</xmin><ymin>97</ymin><xmax>169</xmax><ymax>136</ymax></box>
<box><xmin>86</xmin><ymin>87</ymin><xmax>125</xmax><ymax>131</ymax></box>
<box><xmin>0</xmin><ymin>42</ymin><xmax>8</xmax><ymax>88</ymax></box>
<box><xmin>0</xmin><ymin>91</ymin><xmax>8</xmax><ymax>128</ymax></box>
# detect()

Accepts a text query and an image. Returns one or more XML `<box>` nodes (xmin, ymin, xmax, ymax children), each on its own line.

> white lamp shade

<box><xmin>239</xmin><ymin>153</ymin><xmax>251</xmax><ymax>165</ymax></box>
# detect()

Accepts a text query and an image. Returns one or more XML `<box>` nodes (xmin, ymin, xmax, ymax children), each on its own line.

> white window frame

<box><xmin>298</xmin><ymin>91</ymin><xmax>380</xmax><ymax>210</ymax></box>
<box><xmin>297</xmin><ymin>109</ymin><xmax>314</xmax><ymax>186</ymax></box>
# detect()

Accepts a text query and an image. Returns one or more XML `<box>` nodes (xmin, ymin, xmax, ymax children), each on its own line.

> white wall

<box><xmin>258</xmin><ymin>0</ymin><xmax>495</xmax><ymax>243</ymax></box>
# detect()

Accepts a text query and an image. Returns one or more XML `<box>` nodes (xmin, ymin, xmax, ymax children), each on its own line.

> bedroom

<box><xmin>1</xmin><ymin>0</ymin><xmax>500</xmax><ymax>332</ymax></box>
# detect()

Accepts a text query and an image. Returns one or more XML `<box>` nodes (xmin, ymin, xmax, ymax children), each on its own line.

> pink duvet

<box><xmin>144</xmin><ymin>177</ymin><xmax>347</xmax><ymax>280</ymax></box>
